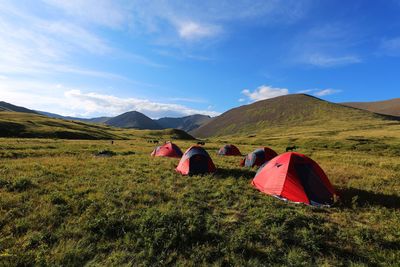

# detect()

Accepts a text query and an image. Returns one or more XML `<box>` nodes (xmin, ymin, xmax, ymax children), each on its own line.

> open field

<box><xmin>1</xmin><ymin>123</ymin><xmax>399</xmax><ymax>266</ymax></box>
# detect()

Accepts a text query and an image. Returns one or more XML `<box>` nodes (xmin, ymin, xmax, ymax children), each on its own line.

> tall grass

<box><xmin>0</xmin><ymin>125</ymin><xmax>399</xmax><ymax>265</ymax></box>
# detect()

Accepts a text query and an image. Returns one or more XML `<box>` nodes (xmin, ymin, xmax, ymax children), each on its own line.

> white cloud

<box><xmin>242</xmin><ymin>85</ymin><xmax>289</xmax><ymax>102</ymax></box>
<box><xmin>314</xmin><ymin>89</ymin><xmax>341</xmax><ymax>97</ymax></box>
<box><xmin>0</xmin><ymin>79</ymin><xmax>219</xmax><ymax>118</ymax></box>
<box><xmin>64</xmin><ymin>90</ymin><xmax>220</xmax><ymax>118</ymax></box>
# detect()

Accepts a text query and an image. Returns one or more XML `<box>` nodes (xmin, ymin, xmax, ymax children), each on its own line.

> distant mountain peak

<box><xmin>105</xmin><ymin>110</ymin><xmax>162</xmax><ymax>130</ymax></box>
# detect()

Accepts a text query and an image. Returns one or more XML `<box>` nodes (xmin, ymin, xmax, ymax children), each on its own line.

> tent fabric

<box><xmin>217</xmin><ymin>144</ymin><xmax>242</xmax><ymax>156</ymax></box>
<box><xmin>251</xmin><ymin>152</ymin><xmax>336</xmax><ymax>206</ymax></box>
<box><xmin>240</xmin><ymin>147</ymin><xmax>278</xmax><ymax>167</ymax></box>
<box><xmin>151</xmin><ymin>142</ymin><xmax>183</xmax><ymax>158</ymax></box>
<box><xmin>176</xmin><ymin>146</ymin><xmax>216</xmax><ymax>175</ymax></box>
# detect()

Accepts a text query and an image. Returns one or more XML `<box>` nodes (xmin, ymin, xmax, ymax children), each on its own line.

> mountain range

<box><xmin>35</xmin><ymin>109</ymin><xmax>211</xmax><ymax>132</ymax></box>
<box><xmin>1</xmin><ymin>95</ymin><xmax>399</xmax><ymax>138</ymax></box>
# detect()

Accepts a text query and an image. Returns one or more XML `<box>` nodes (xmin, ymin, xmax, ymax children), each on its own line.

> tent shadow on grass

<box><xmin>337</xmin><ymin>187</ymin><xmax>400</xmax><ymax>209</ymax></box>
<box><xmin>214</xmin><ymin>167</ymin><xmax>256</xmax><ymax>179</ymax></box>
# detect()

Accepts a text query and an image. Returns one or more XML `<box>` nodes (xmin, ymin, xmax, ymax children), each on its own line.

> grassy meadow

<box><xmin>0</xmin><ymin>123</ymin><xmax>400</xmax><ymax>266</ymax></box>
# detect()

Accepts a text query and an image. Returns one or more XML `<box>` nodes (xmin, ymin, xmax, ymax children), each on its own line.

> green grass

<box><xmin>0</xmin><ymin>122</ymin><xmax>399</xmax><ymax>266</ymax></box>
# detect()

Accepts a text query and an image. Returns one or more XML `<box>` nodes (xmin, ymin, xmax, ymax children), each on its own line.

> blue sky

<box><xmin>0</xmin><ymin>0</ymin><xmax>399</xmax><ymax>118</ymax></box>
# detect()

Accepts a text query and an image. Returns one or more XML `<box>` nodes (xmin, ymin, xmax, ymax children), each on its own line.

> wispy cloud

<box><xmin>305</xmin><ymin>54</ymin><xmax>361</xmax><ymax>67</ymax></box>
<box><xmin>100</xmin><ymin>0</ymin><xmax>310</xmax><ymax>43</ymax></box>
<box><xmin>242</xmin><ymin>85</ymin><xmax>342</xmax><ymax>102</ymax></box>
<box><xmin>290</xmin><ymin>23</ymin><xmax>362</xmax><ymax>67</ymax></box>
<box><xmin>177</xmin><ymin>21</ymin><xmax>221</xmax><ymax>40</ymax></box>
<box><xmin>297</xmin><ymin>89</ymin><xmax>314</xmax><ymax>94</ymax></box>
<box><xmin>380</xmin><ymin>37</ymin><xmax>400</xmax><ymax>57</ymax></box>
<box><xmin>0</xmin><ymin>0</ymin><xmax>163</xmax><ymax>80</ymax></box>
<box><xmin>297</xmin><ymin>88</ymin><xmax>342</xmax><ymax>97</ymax></box>
<box><xmin>167</xmin><ymin>97</ymin><xmax>208</xmax><ymax>104</ymax></box>
<box><xmin>42</xmin><ymin>0</ymin><xmax>129</xmax><ymax>28</ymax></box>
<box><xmin>314</xmin><ymin>89</ymin><xmax>341</xmax><ymax>96</ymax></box>
<box><xmin>242</xmin><ymin>85</ymin><xmax>289</xmax><ymax>102</ymax></box>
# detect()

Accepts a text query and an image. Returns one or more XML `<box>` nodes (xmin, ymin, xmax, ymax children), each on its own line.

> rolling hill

<box><xmin>156</xmin><ymin>114</ymin><xmax>212</xmax><ymax>132</ymax></box>
<box><xmin>0</xmin><ymin>111</ymin><xmax>195</xmax><ymax>140</ymax></box>
<box><xmin>0</xmin><ymin>111</ymin><xmax>120</xmax><ymax>139</ymax></box>
<box><xmin>105</xmin><ymin>111</ymin><xmax>162</xmax><ymax>130</ymax></box>
<box><xmin>192</xmin><ymin>94</ymin><xmax>399</xmax><ymax>137</ymax></box>
<box><xmin>342</xmin><ymin>98</ymin><xmax>400</xmax><ymax>117</ymax></box>
<box><xmin>0</xmin><ymin>101</ymin><xmax>38</xmax><ymax>114</ymax></box>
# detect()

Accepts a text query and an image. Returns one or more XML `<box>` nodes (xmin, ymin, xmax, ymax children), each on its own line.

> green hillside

<box><xmin>193</xmin><ymin>94</ymin><xmax>399</xmax><ymax>137</ymax></box>
<box><xmin>0</xmin><ymin>112</ymin><xmax>194</xmax><ymax>140</ymax></box>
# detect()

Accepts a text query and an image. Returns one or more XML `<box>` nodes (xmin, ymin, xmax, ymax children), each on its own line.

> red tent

<box><xmin>252</xmin><ymin>152</ymin><xmax>336</xmax><ymax>206</ymax></box>
<box><xmin>217</xmin><ymin>144</ymin><xmax>242</xmax><ymax>156</ymax></box>
<box><xmin>240</xmin><ymin>147</ymin><xmax>278</xmax><ymax>167</ymax></box>
<box><xmin>151</xmin><ymin>142</ymin><xmax>183</xmax><ymax>158</ymax></box>
<box><xmin>176</xmin><ymin>146</ymin><xmax>216</xmax><ymax>175</ymax></box>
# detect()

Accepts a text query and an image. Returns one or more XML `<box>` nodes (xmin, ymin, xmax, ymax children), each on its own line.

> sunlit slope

<box><xmin>193</xmin><ymin>94</ymin><xmax>399</xmax><ymax>137</ymax></box>
<box><xmin>0</xmin><ymin>112</ymin><xmax>195</xmax><ymax>140</ymax></box>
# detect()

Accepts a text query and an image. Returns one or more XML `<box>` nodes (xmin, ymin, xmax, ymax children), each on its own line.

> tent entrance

<box><xmin>295</xmin><ymin>163</ymin><xmax>333</xmax><ymax>205</ymax></box>
<box><xmin>189</xmin><ymin>155</ymin><xmax>209</xmax><ymax>175</ymax></box>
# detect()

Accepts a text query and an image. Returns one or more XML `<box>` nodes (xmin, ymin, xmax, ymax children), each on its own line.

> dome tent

<box><xmin>217</xmin><ymin>144</ymin><xmax>242</xmax><ymax>156</ymax></box>
<box><xmin>252</xmin><ymin>152</ymin><xmax>336</xmax><ymax>206</ymax></box>
<box><xmin>151</xmin><ymin>141</ymin><xmax>183</xmax><ymax>158</ymax></box>
<box><xmin>176</xmin><ymin>146</ymin><xmax>216</xmax><ymax>175</ymax></box>
<box><xmin>240</xmin><ymin>147</ymin><xmax>278</xmax><ymax>167</ymax></box>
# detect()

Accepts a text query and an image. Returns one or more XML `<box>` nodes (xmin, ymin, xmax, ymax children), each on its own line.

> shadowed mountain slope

<box><xmin>156</xmin><ymin>114</ymin><xmax>212</xmax><ymax>132</ymax></box>
<box><xmin>0</xmin><ymin>101</ymin><xmax>38</xmax><ymax>114</ymax></box>
<box><xmin>342</xmin><ymin>98</ymin><xmax>400</xmax><ymax>117</ymax></box>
